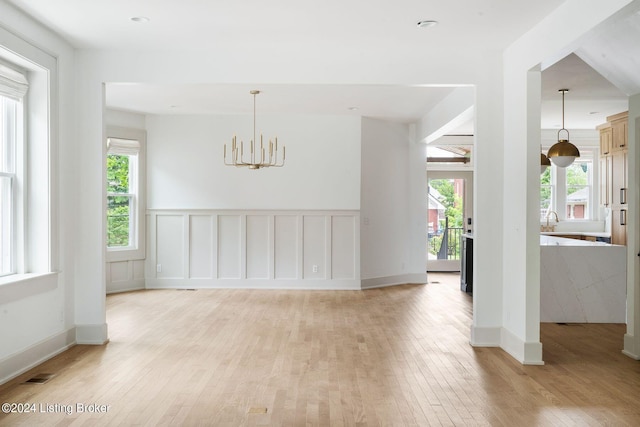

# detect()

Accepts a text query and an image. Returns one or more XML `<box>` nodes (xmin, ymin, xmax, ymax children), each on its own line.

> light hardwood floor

<box><xmin>1</xmin><ymin>273</ymin><xmax>640</xmax><ymax>426</ymax></box>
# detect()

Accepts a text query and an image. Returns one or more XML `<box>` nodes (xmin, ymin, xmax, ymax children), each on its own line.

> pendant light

<box><xmin>547</xmin><ymin>89</ymin><xmax>579</xmax><ymax>167</ymax></box>
<box><xmin>540</xmin><ymin>150</ymin><xmax>551</xmax><ymax>174</ymax></box>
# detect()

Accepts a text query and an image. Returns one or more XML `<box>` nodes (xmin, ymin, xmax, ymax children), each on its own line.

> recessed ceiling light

<box><xmin>131</xmin><ymin>16</ymin><xmax>150</xmax><ymax>23</ymax></box>
<box><xmin>348</xmin><ymin>107</ymin><xmax>358</xmax><ymax>111</ymax></box>
<box><xmin>417</xmin><ymin>20</ymin><xmax>438</xmax><ymax>29</ymax></box>
<box><xmin>589</xmin><ymin>111</ymin><xmax>599</xmax><ymax>115</ymax></box>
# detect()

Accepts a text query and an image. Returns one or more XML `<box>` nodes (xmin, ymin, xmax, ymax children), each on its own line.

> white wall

<box><xmin>146</xmin><ymin>114</ymin><xmax>361</xmax><ymax>210</ymax></box>
<box><xmin>0</xmin><ymin>3</ymin><xmax>77</xmax><ymax>383</ymax></box>
<box><xmin>502</xmin><ymin>0</ymin><xmax>636</xmax><ymax>364</ymax></box>
<box><xmin>360</xmin><ymin>118</ymin><xmax>427</xmax><ymax>287</ymax></box>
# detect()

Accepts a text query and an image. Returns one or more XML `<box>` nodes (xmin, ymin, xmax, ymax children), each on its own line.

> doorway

<box><xmin>427</xmin><ymin>171</ymin><xmax>473</xmax><ymax>272</ymax></box>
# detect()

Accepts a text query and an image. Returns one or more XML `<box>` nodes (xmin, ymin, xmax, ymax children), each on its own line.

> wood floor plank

<box><xmin>1</xmin><ymin>273</ymin><xmax>640</xmax><ymax>425</ymax></box>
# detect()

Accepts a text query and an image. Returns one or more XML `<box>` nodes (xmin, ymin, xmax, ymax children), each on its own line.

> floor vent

<box><xmin>22</xmin><ymin>373</ymin><xmax>55</xmax><ymax>384</ymax></box>
<box><xmin>248</xmin><ymin>407</ymin><xmax>268</xmax><ymax>414</ymax></box>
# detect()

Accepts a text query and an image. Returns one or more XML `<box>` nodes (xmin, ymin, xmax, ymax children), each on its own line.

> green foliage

<box><xmin>428</xmin><ymin>234</ymin><xmax>442</xmax><ymax>256</ymax></box>
<box><xmin>107</xmin><ymin>154</ymin><xmax>129</xmax><ymax>193</ymax></box>
<box><xmin>540</xmin><ymin>167</ymin><xmax>552</xmax><ymax>213</ymax></box>
<box><xmin>107</xmin><ymin>154</ymin><xmax>131</xmax><ymax>247</ymax></box>
<box><xmin>429</xmin><ymin>179</ymin><xmax>464</xmax><ymax>260</ymax></box>
<box><xmin>430</xmin><ymin>179</ymin><xmax>463</xmax><ymax>228</ymax></box>
<box><xmin>566</xmin><ymin>162</ymin><xmax>588</xmax><ymax>196</ymax></box>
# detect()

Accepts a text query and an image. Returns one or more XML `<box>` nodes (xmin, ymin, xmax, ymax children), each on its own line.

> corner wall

<box><xmin>0</xmin><ymin>3</ymin><xmax>77</xmax><ymax>383</ymax></box>
<box><xmin>360</xmin><ymin>118</ymin><xmax>427</xmax><ymax>288</ymax></box>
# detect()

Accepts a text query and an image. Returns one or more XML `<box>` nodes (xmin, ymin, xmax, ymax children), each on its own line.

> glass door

<box><xmin>427</xmin><ymin>171</ymin><xmax>473</xmax><ymax>272</ymax></box>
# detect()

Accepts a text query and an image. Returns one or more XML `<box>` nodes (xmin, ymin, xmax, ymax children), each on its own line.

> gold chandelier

<box><xmin>224</xmin><ymin>90</ymin><xmax>285</xmax><ymax>169</ymax></box>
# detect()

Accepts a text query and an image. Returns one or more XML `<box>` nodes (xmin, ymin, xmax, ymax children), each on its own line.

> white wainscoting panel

<box><xmin>274</xmin><ymin>215</ymin><xmax>299</xmax><ymax>280</ymax></box>
<box><xmin>106</xmin><ymin>260</ymin><xmax>145</xmax><ymax>294</ymax></box>
<box><xmin>156</xmin><ymin>215</ymin><xmax>185</xmax><ymax>278</ymax></box>
<box><xmin>246</xmin><ymin>215</ymin><xmax>270</xmax><ymax>279</ymax></box>
<box><xmin>303</xmin><ymin>216</ymin><xmax>327</xmax><ymax>279</ymax></box>
<box><xmin>189</xmin><ymin>215</ymin><xmax>214</xmax><ymax>278</ymax></box>
<box><xmin>218</xmin><ymin>215</ymin><xmax>242</xmax><ymax>279</ymax></box>
<box><xmin>146</xmin><ymin>210</ymin><xmax>359</xmax><ymax>289</ymax></box>
<box><xmin>332</xmin><ymin>216</ymin><xmax>356</xmax><ymax>279</ymax></box>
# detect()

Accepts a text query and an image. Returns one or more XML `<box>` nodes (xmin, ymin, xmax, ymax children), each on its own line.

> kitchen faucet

<box><xmin>546</xmin><ymin>210</ymin><xmax>559</xmax><ymax>227</ymax></box>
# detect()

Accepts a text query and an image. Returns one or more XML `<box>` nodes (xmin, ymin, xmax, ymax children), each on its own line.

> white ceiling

<box><xmin>106</xmin><ymin>84</ymin><xmax>457</xmax><ymax>123</ymax></box>
<box><xmin>541</xmin><ymin>53</ymin><xmax>628</xmax><ymax>130</ymax></box>
<box><xmin>6</xmin><ymin>0</ymin><xmax>637</xmax><ymax>131</ymax></box>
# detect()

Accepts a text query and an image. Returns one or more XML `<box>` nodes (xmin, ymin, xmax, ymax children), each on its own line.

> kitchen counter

<box><xmin>540</xmin><ymin>231</ymin><xmax>610</xmax><ymax>239</ymax></box>
<box><xmin>540</xmin><ymin>235</ymin><xmax>611</xmax><ymax>246</ymax></box>
<box><xmin>458</xmin><ymin>234</ymin><xmax>624</xmax><ymax>321</ymax></box>
<box><xmin>540</xmin><ymin>235</ymin><xmax>626</xmax><ymax>323</ymax></box>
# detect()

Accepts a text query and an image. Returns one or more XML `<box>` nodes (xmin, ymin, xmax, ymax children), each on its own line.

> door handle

<box><xmin>621</xmin><ymin>188</ymin><xmax>627</xmax><ymax>205</ymax></box>
<box><xmin>620</xmin><ymin>210</ymin><xmax>627</xmax><ymax>226</ymax></box>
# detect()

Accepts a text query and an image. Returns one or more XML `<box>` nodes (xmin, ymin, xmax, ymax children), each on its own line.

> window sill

<box><xmin>106</xmin><ymin>248</ymin><xmax>145</xmax><ymax>263</ymax></box>
<box><xmin>0</xmin><ymin>272</ymin><xmax>59</xmax><ymax>304</ymax></box>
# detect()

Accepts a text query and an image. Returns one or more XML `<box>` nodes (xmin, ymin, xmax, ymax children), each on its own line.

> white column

<box><xmin>73</xmin><ymin>54</ymin><xmax>108</xmax><ymax>344</ymax></box>
<box><xmin>470</xmin><ymin>51</ymin><xmax>504</xmax><ymax>347</ymax></box>
<box><xmin>624</xmin><ymin>93</ymin><xmax>640</xmax><ymax>359</ymax></box>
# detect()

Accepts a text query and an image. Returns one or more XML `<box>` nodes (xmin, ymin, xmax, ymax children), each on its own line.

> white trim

<box><xmin>75</xmin><ymin>323</ymin><xmax>109</xmax><ymax>345</ymax></box>
<box><xmin>146</xmin><ymin>278</ymin><xmax>361</xmax><ymax>290</ymax></box>
<box><xmin>0</xmin><ymin>327</ymin><xmax>75</xmax><ymax>385</ymax></box>
<box><xmin>500</xmin><ymin>327</ymin><xmax>544</xmax><ymax>365</ymax></box>
<box><xmin>106</xmin><ymin>279</ymin><xmax>144</xmax><ymax>294</ymax></box>
<box><xmin>360</xmin><ymin>273</ymin><xmax>427</xmax><ymax>289</ymax></box>
<box><xmin>469</xmin><ymin>326</ymin><xmax>501</xmax><ymax>347</ymax></box>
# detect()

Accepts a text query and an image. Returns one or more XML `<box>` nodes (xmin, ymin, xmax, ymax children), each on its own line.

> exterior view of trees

<box><xmin>107</xmin><ymin>153</ymin><xmax>131</xmax><ymax>247</ymax></box>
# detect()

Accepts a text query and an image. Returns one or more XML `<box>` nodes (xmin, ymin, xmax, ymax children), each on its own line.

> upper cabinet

<box><xmin>598</xmin><ymin>111</ymin><xmax>628</xmax><ymax>245</ymax></box>
<box><xmin>610</xmin><ymin>111</ymin><xmax>628</xmax><ymax>152</ymax></box>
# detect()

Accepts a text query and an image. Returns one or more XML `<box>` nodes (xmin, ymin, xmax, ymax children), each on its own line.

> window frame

<box><xmin>105</xmin><ymin>127</ymin><xmax>146</xmax><ymax>263</ymax></box>
<box><xmin>0</xmin><ymin>59</ymin><xmax>29</xmax><ymax>278</ymax></box>
<box><xmin>540</xmin><ymin>148</ymin><xmax>596</xmax><ymax>222</ymax></box>
<box><xmin>0</xmin><ymin>95</ymin><xmax>19</xmax><ymax>276</ymax></box>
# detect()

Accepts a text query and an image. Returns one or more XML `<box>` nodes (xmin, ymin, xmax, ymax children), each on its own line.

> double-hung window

<box><xmin>106</xmin><ymin>128</ymin><xmax>145</xmax><ymax>261</ymax></box>
<box><xmin>540</xmin><ymin>149</ymin><xmax>595</xmax><ymax>221</ymax></box>
<box><xmin>0</xmin><ymin>63</ymin><xmax>27</xmax><ymax>277</ymax></box>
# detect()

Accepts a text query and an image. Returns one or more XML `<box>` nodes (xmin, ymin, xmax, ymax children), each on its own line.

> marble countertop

<box><xmin>540</xmin><ymin>231</ymin><xmax>610</xmax><ymax>238</ymax></box>
<box><xmin>540</xmin><ymin>235</ymin><xmax>614</xmax><ymax>246</ymax></box>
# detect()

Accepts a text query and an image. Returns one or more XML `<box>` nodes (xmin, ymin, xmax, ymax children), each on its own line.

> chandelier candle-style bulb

<box><xmin>223</xmin><ymin>90</ymin><xmax>285</xmax><ymax>170</ymax></box>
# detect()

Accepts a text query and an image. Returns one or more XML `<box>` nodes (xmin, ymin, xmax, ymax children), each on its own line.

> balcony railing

<box><xmin>428</xmin><ymin>218</ymin><xmax>463</xmax><ymax>261</ymax></box>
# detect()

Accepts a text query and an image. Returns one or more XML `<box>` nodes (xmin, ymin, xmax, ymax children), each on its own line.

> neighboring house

<box><xmin>566</xmin><ymin>187</ymin><xmax>589</xmax><ymax>219</ymax></box>
<box><xmin>427</xmin><ymin>186</ymin><xmax>446</xmax><ymax>235</ymax></box>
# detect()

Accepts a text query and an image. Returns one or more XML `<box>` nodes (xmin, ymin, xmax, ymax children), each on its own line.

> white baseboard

<box><xmin>471</xmin><ymin>326</ymin><xmax>544</xmax><ymax>365</ymax></box>
<box><xmin>623</xmin><ymin>334</ymin><xmax>640</xmax><ymax>360</ymax></box>
<box><xmin>360</xmin><ymin>274</ymin><xmax>428</xmax><ymax>289</ymax></box>
<box><xmin>0</xmin><ymin>328</ymin><xmax>76</xmax><ymax>385</ymax></box>
<box><xmin>470</xmin><ymin>326</ymin><xmax>501</xmax><ymax>346</ymax></box>
<box><xmin>107</xmin><ymin>279</ymin><xmax>145</xmax><ymax>294</ymax></box>
<box><xmin>76</xmin><ymin>323</ymin><xmax>109</xmax><ymax>345</ymax></box>
<box><xmin>500</xmin><ymin>327</ymin><xmax>544</xmax><ymax>365</ymax></box>
<box><xmin>146</xmin><ymin>278</ymin><xmax>361</xmax><ymax>290</ymax></box>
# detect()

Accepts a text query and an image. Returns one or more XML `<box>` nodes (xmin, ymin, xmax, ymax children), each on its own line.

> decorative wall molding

<box><xmin>106</xmin><ymin>259</ymin><xmax>145</xmax><ymax>294</ymax></box>
<box><xmin>146</xmin><ymin>210</ymin><xmax>360</xmax><ymax>290</ymax></box>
